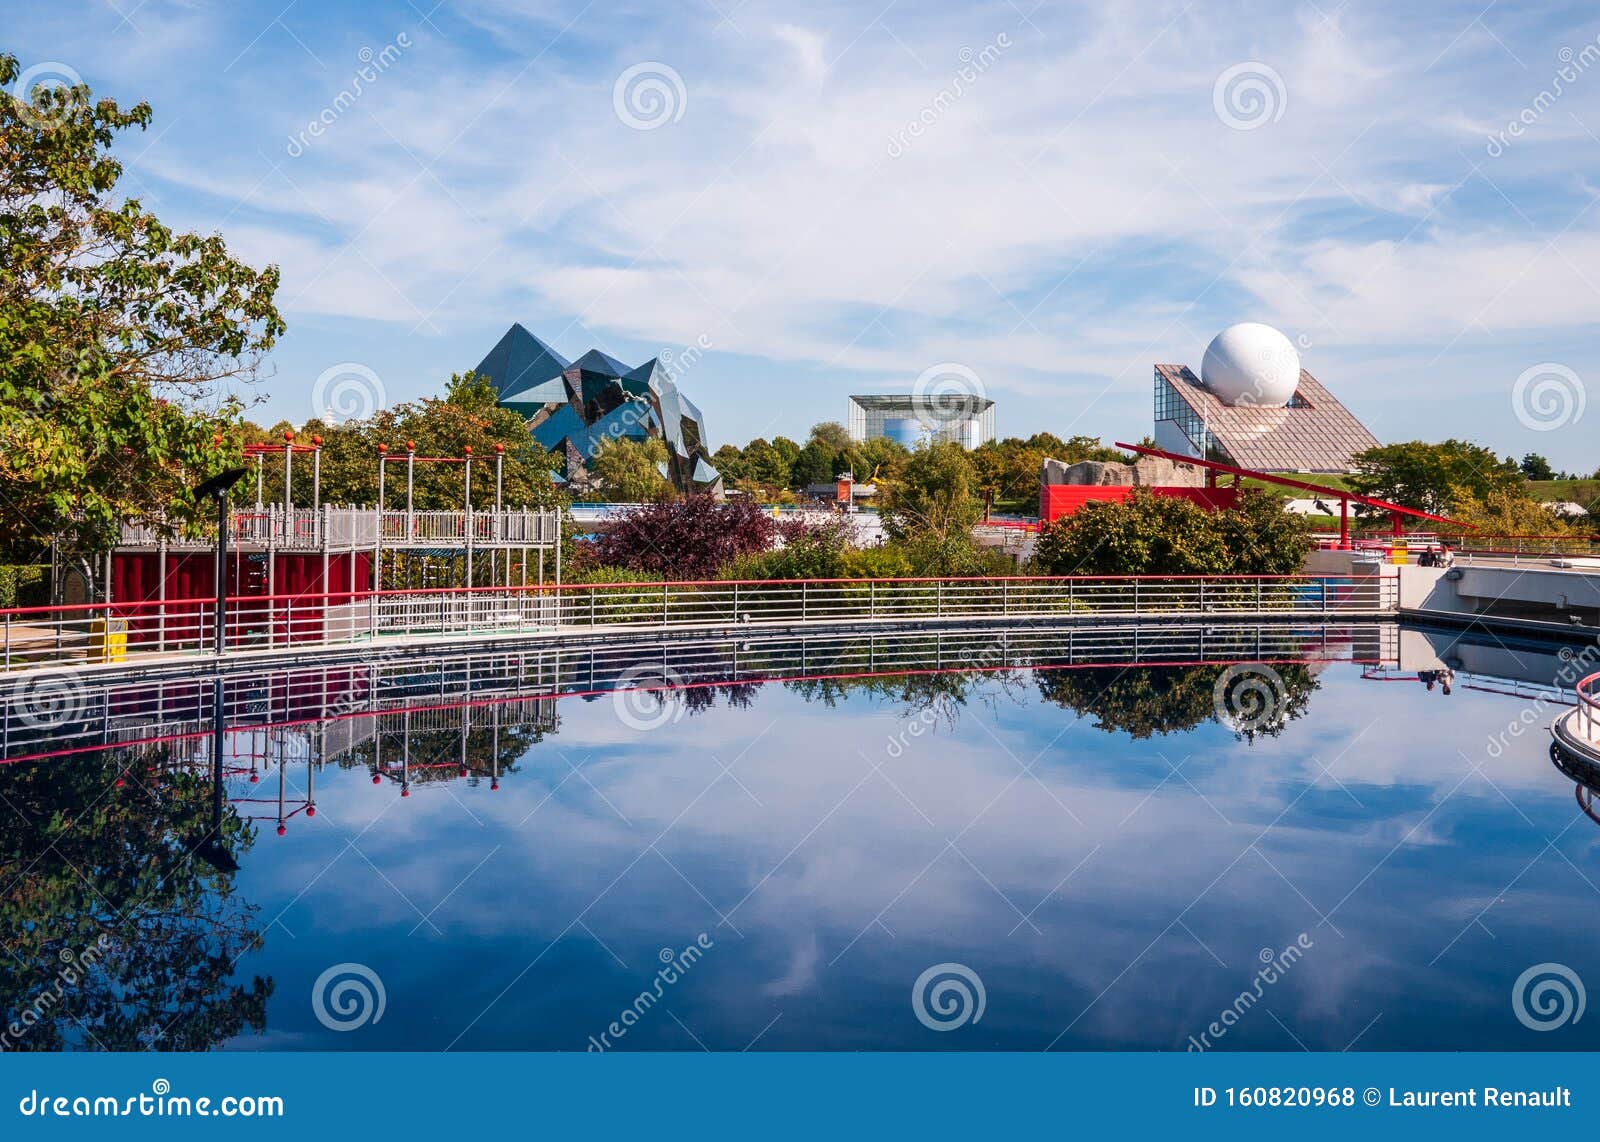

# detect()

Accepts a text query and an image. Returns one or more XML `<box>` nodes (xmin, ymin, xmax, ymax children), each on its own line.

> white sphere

<box><xmin>1200</xmin><ymin>323</ymin><xmax>1301</xmax><ymax>407</ymax></box>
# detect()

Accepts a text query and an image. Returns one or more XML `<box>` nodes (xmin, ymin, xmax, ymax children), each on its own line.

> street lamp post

<box><xmin>192</xmin><ymin>466</ymin><xmax>247</xmax><ymax>867</ymax></box>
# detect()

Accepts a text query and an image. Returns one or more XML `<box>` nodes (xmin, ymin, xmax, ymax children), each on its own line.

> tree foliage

<box><xmin>587</xmin><ymin>436</ymin><xmax>670</xmax><ymax>503</ymax></box>
<box><xmin>1348</xmin><ymin>440</ymin><xmax>1521</xmax><ymax>517</ymax></box>
<box><xmin>1031</xmin><ymin>488</ymin><xmax>1309</xmax><ymax>576</ymax></box>
<box><xmin>1035</xmin><ymin>662</ymin><xmax>1318</xmax><ymax>740</ymax></box>
<box><xmin>0</xmin><ymin>54</ymin><xmax>284</xmax><ymax>559</ymax></box>
<box><xmin>246</xmin><ymin>371</ymin><xmax>561</xmax><ymax>511</ymax></box>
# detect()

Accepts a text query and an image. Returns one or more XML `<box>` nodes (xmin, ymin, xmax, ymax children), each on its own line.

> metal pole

<box><xmin>255</xmin><ymin>453</ymin><xmax>263</xmax><ymax>509</ymax></box>
<box><xmin>406</xmin><ymin>443</ymin><xmax>415</xmax><ymax>540</ymax></box>
<box><xmin>214</xmin><ymin>490</ymin><xmax>228</xmax><ymax>655</ymax></box>
<box><xmin>283</xmin><ymin>433</ymin><xmax>294</xmax><ymax>516</ymax></box>
<box><xmin>375</xmin><ymin>445</ymin><xmax>387</xmax><ymax>593</ymax></box>
<box><xmin>464</xmin><ymin>447</ymin><xmax>473</xmax><ymax>588</ymax></box>
<box><xmin>312</xmin><ymin>438</ymin><xmax>322</xmax><ymax>513</ymax></box>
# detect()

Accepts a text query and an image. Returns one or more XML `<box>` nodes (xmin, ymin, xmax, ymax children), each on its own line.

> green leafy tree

<box><xmin>791</xmin><ymin>439</ymin><xmax>838</xmax><ymax>489</ymax></box>
<box><xmin>711</xmin><ymin>444</ymin><xmax>747</xmax><ymax>484</ymax></box>
<box><xmin>808</xmin><ymin>421</ymin><xmax>852</xmax><ymax>454</ymax></box>
<box><xmin>0</xmin><ymin>55</ymin><xmax>284</xmax><ymax>563</ymax></box>
<box><xmin>589</xmin><ymin>436</ymin><xmax>671</xmax><ymax>502</ymax></box>
<box><xmin>1520</xmin><ymin>452</ymin><xmax>1555</xmax><ymax>481</ymax></box>
<box><xmin>881</xmin><ymin>441</ymin><xmax>1006</xmax><ymax>575</ymax></box>
<box><xmin>1348</xmin><ymin>440</ymin><xmax>1521</xmax><ymax>517</ymax></box>
<box><xmin>742</xmin><ymin>438</ymin><xmax>791</xmax><ymax>489</ymax></box>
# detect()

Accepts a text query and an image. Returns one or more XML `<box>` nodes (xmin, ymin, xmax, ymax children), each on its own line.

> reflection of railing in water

<box><xmin>0</xmin><ymin>622</ymin><xmax>1388</xmax><ymax>766</ymax></box>
<box><xmin>0</xmin><ymin>574</ymin><xmax>1398</xmax><ymax>673</ymax></box>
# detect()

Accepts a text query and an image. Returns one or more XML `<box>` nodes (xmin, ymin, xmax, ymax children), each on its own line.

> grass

<box><xmin>1527</xmin><ymin>479</ymin><xmax>1600</xmax><ymax>507</ymax></box>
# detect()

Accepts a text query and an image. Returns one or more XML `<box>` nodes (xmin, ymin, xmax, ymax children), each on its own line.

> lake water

<box><xmin>4</xmin><ymin>620</ymin><xmax>1599</xmax><ymax>1051</ymax></box>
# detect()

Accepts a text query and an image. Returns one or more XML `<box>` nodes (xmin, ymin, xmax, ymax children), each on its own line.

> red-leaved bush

<box><xmin>593</xmin><ymin>496</ymin><xmax>778</xmax><ymax>580</ymax></box>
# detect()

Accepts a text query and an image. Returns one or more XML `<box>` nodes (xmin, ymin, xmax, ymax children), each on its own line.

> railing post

<box><xmin>663</xmin><ymin>584</ymin><xmax>669</xmax><ymax>625</ymax></box>
<box><xmin>368</xmin><ymin>591</ymin><xmax>377</xmax><ymax>640</ymax></box>
<box><xmin>936</xmin><ymin>580</ymin><xmax>942</xmax><ymax>617</ymax></box>
<box><xmin>1002</xmin><ymin>579</ymin><xmax>1009</xmax><ymax>615</ymax></box>
<box><xmin>802</xmin><ymin>581</ymin><xmax>808</xmax><ymax>621</ymax></box>
<box><xmin>733</xmin><ymin>582</ymin><xmax>740</xmax><ymax>622</ymax></box>
<box><xmin>869</xmin><ymin>580</ymin><xmax>876</xmax><ymax>620</ymax></box>
<box><xmin>1133</xmin><ymin>580</ymin><xmax>1139</xmax><ymax>613</ymax></box>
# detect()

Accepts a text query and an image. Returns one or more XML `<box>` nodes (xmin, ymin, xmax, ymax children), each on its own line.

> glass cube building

<box><xmin>475</xmin><ymin>324</ymin><xmax>721</xmax><ymax>494</ymax></box>
<box><xmin>847</xmin><ymin>394</ymin><xmax>995</xmax><ymax>449</ymax></box>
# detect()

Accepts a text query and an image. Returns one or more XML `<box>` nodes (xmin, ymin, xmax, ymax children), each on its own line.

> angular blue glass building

<box><xmin>474</xmin><ymin>324</ymin><xmax>721</xmax><ymax>494</ymax></box>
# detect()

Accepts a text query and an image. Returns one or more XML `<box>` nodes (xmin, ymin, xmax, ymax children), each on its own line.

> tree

<box><xmin>589</xmin><ymin>437</ymin><xmax>671</xmax><ymax>502</ymax></box>
<box><xmin>790</xmin><ymin>439</ymin><xmax>837</xmax><ymax>489</ymax></box>
<box><xmin>880</xmin><ymin>441</ymin><xmax>1005</xmax><ymax>575</ymax></box>
<box><xmin>1030</xmin><ymin>488</ymin><xmax>1309</xmax><ymax>576</ymax></box>
<box><xmin>741</xmin><ymin>438</ymin><xmax>791</xmax><ymax>489</ymax></box>
<box><xmin>0</xmin><ymin>55</ymin><xmax>284</xmax><ymax>562</ymax></box>
<box><xmin>1520</xmin><ymin>452</ymin><xmax>1555</xmax><ymax>481</ymax></box>
<box><xmin>1348</xmin><ymin>440</ymin><xmax>1521</xmax><ymax>517</ymax></box>
<box><xmin>711</xmin><ymin>444</ymin><xmax>747</xmax><ymax>485</ymax></box>
<box><xmin>247</xmin><ymin>371</ymin><xmax>561</xmax><ymax>511</ymax></box>
<box><xmin>808</xmin><ymin>421</ymin><xmax>852</xmax><ymax>454</ymax></box>
<box><xmin>1450</xmin><ymin>488</ymin><xmax>1574</xmax><ymax>536</ymax></box>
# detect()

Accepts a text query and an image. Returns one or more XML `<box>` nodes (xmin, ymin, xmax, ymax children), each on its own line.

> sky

<box><xmin>7</xmin><ymin>0</ymin><xmax>1600</xmax><ymax>471</ymax></box>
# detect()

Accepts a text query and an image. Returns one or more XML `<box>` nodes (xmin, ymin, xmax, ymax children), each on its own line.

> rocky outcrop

<box><xmin>1040</xmin><ymin>455</ymin><xmax>1204</xmax><ymax>488</ymax></box>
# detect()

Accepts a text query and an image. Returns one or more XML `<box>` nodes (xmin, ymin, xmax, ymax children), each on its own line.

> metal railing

<box><xmin>1573</xmin><ymin>671</ymin><xmax>1600</xmax><ymax>747</ymax></box>
<box><xmin>0</xmin><ymin>574</ymin><xmax>1396</xmax><ymax>675</ymax></box>
<box><xmin>118</xmin><ymin>506</ymin><xmax>562</xmax><ymax>551</ymax></box>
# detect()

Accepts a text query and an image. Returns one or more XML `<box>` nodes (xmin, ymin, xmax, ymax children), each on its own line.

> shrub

<box><xmin>1031</xmin><ymin>488</ymin><xmax>1309</xmax><ymax>577</ymax></box>
<box><xmin>593</xmin><ymin>496</ymin><xmax>777</xmax><ymax>579</ymax></box>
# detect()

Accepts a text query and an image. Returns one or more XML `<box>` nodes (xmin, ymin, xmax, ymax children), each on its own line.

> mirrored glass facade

<box><xmin>475</xmin><ymin>324</ymin><xmax>722</xmax><ymax>494</ymax></box>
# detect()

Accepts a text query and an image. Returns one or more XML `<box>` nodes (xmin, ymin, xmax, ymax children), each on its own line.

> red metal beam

<box><xmin>1113</xmin><ymin>442</ymin><xmax>1472</xmax><ymax>528</ymax></box>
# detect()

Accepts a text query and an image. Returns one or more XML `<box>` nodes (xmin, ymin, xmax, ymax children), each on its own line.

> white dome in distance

<box><xmin>1200</xmin><ymin>323</ymin><xmax>1301</xmax><ymax>407</ymax></box>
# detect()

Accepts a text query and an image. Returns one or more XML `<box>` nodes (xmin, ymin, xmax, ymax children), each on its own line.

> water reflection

<box><xmin>0</xmin><ymin>743</ymin><xmax>269</xmax><ymax>1051</ymax></box>
<box><xmin>2</xmin><ymin>620</ymin><xmax>1597</xmax><ymax>1051</ymax></box>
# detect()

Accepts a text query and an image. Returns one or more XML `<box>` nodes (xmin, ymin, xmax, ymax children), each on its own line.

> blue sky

<box><xmin>9</xmin><ymin>0</ymin><xmax>1600</xmax><ymax>469</ymax></box>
